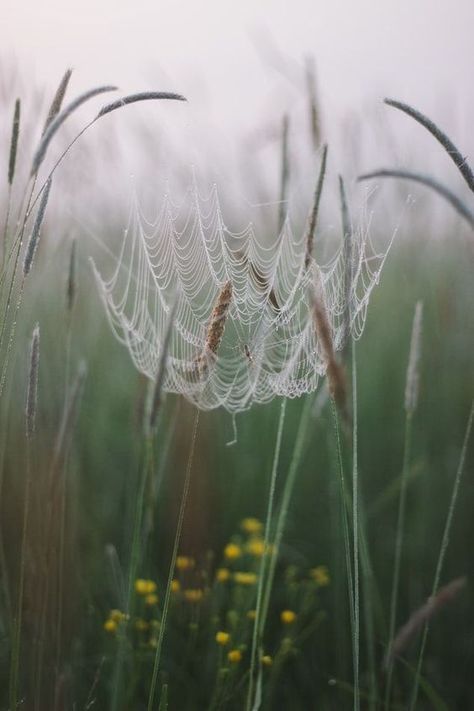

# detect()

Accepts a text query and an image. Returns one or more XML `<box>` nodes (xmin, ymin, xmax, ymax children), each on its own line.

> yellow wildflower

<box><xmin>103</xmin><ymin>619</ymin><xmax>117</xmax><ymax>633</ymax></box>
<box><xmin>135</xmin><ymin>579</ymin><xmax>157</xmax><ymax>595</ymax></box>
<box><xmin>171</xmin><ymin>579</ymin><xmax>181</xmax><ymax>593</ymax></box>
<box><xmin>145</xmin><ymin>594</ymin><xmax>159</xmax><ymax>606</ymax></box>
<box><xmin>247</xmin><ymin>610</ymin><xmax>256</xmax><ymax>620</ymax></box>
<box><xmin>176</xmin><ymin>556</ymin><xmax>195</xmax><ymax>571</ymax></box>
<box><xmin>310</xmin><ymin>565</ymin><xmax>330</xmax><ymax>587</ymax></box>
<box><xmin>246</xmin><ymin>538</ymin><xmax>266</xmax><ymax>557</ymax></box>
<box><xmin>233</xmin><ymin>571</ymin><xmax>258</xmax><ymax>586</ymax></box>
<box><xmin>261</xmin><ymin>654</ymin><xmax>273</xmax><ymax>667</ymax></box>
<box><xmin>224</xmin><ymin>543</ymin><xmax>242</xmax><ymax>560</ymax></box>
<box><xmin>215</xmin><ymin>631</ymin><xmax>230</xmax><ymax>646</ymax></box>
<box><xmin>135</xmin><ymin>618</ymin><xmax>148</xmax><ymax>631</ymax></box>
<box><xmin>183</xmin><ymin>588</ymin><xmax>204</xmax><ymax>603</ymax></box>
<box><xmin>109</xmin><ymin>609</ymin><xmax>126</xmax><ymax>623</ymax></box>
<box><xmin>149</xmin><ymin>637</ymin><xmax>158</xmax><ymax>649</ymax></box>
<box><xmin>227</xmin><ymin>649</ymin><xmax>242</xmax><ymax>663</ymax></box>
<box><xmin>280</xmin><ymin>610</ymin><xmax>297</xmax><ymax>624</ymax></box>
<box><xmin>240</xmin><ymin>517</ymin><xmax>263</xmax><ymax>535</ymax></box>
<box><xmin>216</xmin><ymin>567</ymin><xmax>231</xmax><ymax>582</ymax></box>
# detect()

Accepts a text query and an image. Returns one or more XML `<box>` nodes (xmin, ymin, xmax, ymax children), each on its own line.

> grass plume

<box><xmin>8</xmin><ymin>99</ymin><xmax>21</xmax><ymax>186</ymax></box>
<box><xmin>96</xmin><ymin>91</ymin><xmax>186</xmax><ymax>118</ymax></box>
<box><xmin>385</xmin><ymin>576</ymin><xmax>467</xmax><ymax>669</ymax></box>
<box><xmin>23</xmin><ymin>178</ymin><xmax>52</xmax><ymax>276</ymax></box>
<box><xmin>42</xmin><ymin>68</ymin><xmax>73</xmax><ymax>134</ymax></box>
<box><xmin>197</xmin><ymin>281</ymin><xmax>233</xmax><ymax>376</ymax></box>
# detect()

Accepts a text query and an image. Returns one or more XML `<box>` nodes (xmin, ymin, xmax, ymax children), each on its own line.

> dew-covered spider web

<box><xmin>92</xmin><ymin>180</ymin><xmax>395</xmax><ymax>412</ymax></box>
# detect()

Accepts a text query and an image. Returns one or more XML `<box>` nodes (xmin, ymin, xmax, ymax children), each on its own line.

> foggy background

<box><xmin>2</xmin><ymin>0</ymin><xmax>473</xmax><ymax>242</ymax></box>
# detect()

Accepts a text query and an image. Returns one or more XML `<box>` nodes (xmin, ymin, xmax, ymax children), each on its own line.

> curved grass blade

<box><xmin>358</xmin><ymin>169</ymin><xmax>474</xmax><ymax>229</ymax></box>
<box><xmin>31</xmin><ymin>85</ymin><xmax>118</xmax><ymax>175</ymax></box>
<box><xmin>385</xmin><ymin>99</ymin><xmax>474</xmax><ymax>192</ymax></box>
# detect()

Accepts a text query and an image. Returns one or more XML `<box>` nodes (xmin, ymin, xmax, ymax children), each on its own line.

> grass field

<box><xmin>0</xmin><ymin>72</ymin><xmax>473</xmax><ymax>710</ymax></box>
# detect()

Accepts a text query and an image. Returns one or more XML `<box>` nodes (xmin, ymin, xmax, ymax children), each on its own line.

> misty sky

<box><xmin>2</xmin><ymin>0</ymin><xmax>473</xmax><ymax>224</ymax></box>
<box><xmin>3</xmin><ymin>0</ymin><xmax>473</xmax><ymax>126</ymax></box>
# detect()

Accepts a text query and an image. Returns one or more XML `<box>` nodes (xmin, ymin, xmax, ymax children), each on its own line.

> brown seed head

<box><xmin>197</xmin><ymin>281</ymin><xmax>233</xmax><ymax>376</ymax></box>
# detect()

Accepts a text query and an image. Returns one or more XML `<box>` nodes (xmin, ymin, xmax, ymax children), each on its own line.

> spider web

<box><xmin>92</xmin><ymin>180</ymin><xmax>394</xmax><ymax>412</ymax></box>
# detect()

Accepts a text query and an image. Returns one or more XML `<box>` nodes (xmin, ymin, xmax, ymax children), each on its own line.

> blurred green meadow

<box><xmin>0</xmin><ymin>69</ymin><xmax>473</xmax><ymax>711</ymax></box>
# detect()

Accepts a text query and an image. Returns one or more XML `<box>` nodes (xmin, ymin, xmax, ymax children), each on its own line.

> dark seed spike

<box><xmin>8</xmin><ymin>99</ymin><xmax>21</xmax><ymax>186</ymax></box>
<box><xmin>23</xmin><ymin>178</ymin><xmax>52</xmax><ymax>276</ymax></box>
<box><xmin>42</xmin><ymin>68</ymin><xmax>73</xmax><ymax>135</ymax></box>
<box><xmin>96</xmin><ymin>91</ymin><xmax>187</xmax><ymax>119</ymax></box>
<box><xmin>304</xmin><ymin>144</ymin><xmax>328</xmax><ymax>269</ymax></box>
<box><xmin>385</xmin><ymin>98</ymin><xmax>474</xmax><ymax>193</ymax></box>
<box><xmin>358</xmin><ymin>168</ymin><xmax>474</xmax><ymax>229</ymax></box>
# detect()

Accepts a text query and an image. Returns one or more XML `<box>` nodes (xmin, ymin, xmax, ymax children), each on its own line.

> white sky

<box><xmin>3</xmin><ymin>0</ymin><xmax>473</xmax><ymax>122</ymax></box>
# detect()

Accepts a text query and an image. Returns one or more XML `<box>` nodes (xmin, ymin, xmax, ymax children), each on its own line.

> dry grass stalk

<box><xmin>405</xmin><ymin>301</ymin><xmax>423</xmax><ymax>414</ymax></box>
<box><xmin>8</xmin><ymin>99</ymin><xmax>21</xmax><ymax>186</ymax></box>
<box><xmin>250</xmin><ymin>261</ymin><xmax>280</xmax><ymax>311</ymax></box>
<box><xmin>53</xmin><ymin>361</ymin><xmax>87</xmax><ymax>468</ymax></box>
<box><xmin>26</xmin><ymin>324</ymin><xmax>40</xmax><ymax>439</ymax></box>
<box><xmin>304</xmin><ymin>144</ymin><xmax>328</xmax><ymax>270</ymax></box>
<box><xmin>197</xmin><ymin>281</ymin><xmax>233</xmax><ymax>376</ymax></box>
<box><xmin>23</xmin><ymin>178</ymin><xmax>52</xmax><ymax>276</ymax></box>
<box><xmin>385</xmin><ymin>98</ymin><xmax>474</xmax><ymax>193</ymax></box>
<box><xmin>42</xmin><ymin>68</ymin><xmax>73</xmax><ymax>135</ymax></box>
<box><xmin>384</xmin><ymin>576</ymin><xmax>467</xmax><ymax>669</ymax></box>
<box><xmin>278</xmin><ymin>114</ymin><xmax>290</xmax><ymax>234</ymax></box>
<box><xmin>149</xmin><ymin>296</ymin><xmax>178</xmax><ymax>430</ymax></box>
<box><xmin>339</xmin><ymin>175</ymin><xmax>353</xmax><ymax>350</ymax></box>
<box><xmin>31</xmin><ymin>85</ymin><xmax>118</xmax><ymax>175</ymax></box>
<box><xmin>97</xmin><ymin>91</ymin><xmax>186</xmax><ymax>119</ymax></box>
<box><xmin>311</xmin><ymin>280</ymin><xmax>347</xmax><ymax>415</ymax></box>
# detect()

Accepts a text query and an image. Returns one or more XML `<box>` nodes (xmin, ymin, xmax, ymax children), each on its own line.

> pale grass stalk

<box><xmin>147</xmin><ymin>409</ymin><xmax>201</xmax><ymax>710</ymax></box>
<box><xmin>409</xmin><ymin>399</ymin><xmax>474</xmax><ymax>710</ymax></box>
<box><xmin>351</xmin><ymin>340</ymin><xmax>360</xmax><ymax>711</ymax></box>
<box><xmin>260</xmin><ymin>393</ymin><xmax>314</xmax><ymax>630</ymax></box>
<box><xmin>9</xmin><ymin>325</ymin><xmax>40</xmax><ymax>710</ymax></box>
<box><xmin>278</xmin><ymin>114</ymin><xmax>290</xmax><ymax>234</ymax></box>
<box><xmin>385</xmin><ymin>303</ymin><xmax>423</xmax><ymax>708</ymax></box>
<box><xmin>247</xmin><ymin>397</ymin><xmax>287</xmax><ymax>711</ymax></box>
